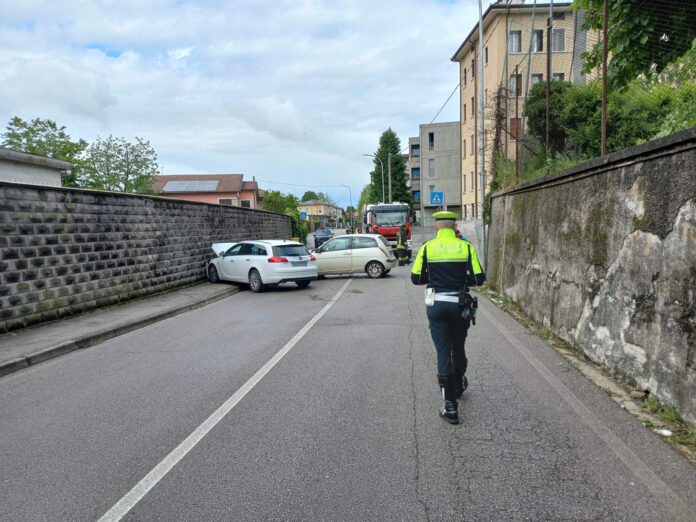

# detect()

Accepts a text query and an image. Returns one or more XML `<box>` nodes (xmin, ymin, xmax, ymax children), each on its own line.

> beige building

<box><xmin>451</xmin><ymin>1</ymin><xmax>599</xmax><ymax>219</ymax></box>
<box><xmin>0</xmin><ymin>147</ymin><xmax>71</xmax><ymax>187</ymax></box>
<box><xmin>298</xmin><ymin>199</ymin><xmax>342</xmax><ymax>227</ymax></box>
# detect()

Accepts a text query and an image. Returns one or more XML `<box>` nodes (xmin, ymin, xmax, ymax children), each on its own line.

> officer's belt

<box><xmin>433</xmin><ymin>295</ymin><xmax>459</xmax><ymax>303</ymax></box>
<box><xmin>433</xmin><ymin>291</ymin><xmax>460</xmax><ymax>303</ymax></box>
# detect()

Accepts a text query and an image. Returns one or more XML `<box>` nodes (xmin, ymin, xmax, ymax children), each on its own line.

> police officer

<box><xmin>396</xmin><ymin>224</ymin><xmax>409</xmax><ymax>266</ymax></box>
<box><xmin>411</xmin><ymin>211</ymin><xmax>485</xmax><ymax>424</ymax></box>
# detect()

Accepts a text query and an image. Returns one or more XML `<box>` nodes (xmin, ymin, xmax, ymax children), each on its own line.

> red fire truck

<box><xmin>361</xmin><ymin>202</ymin><xmax>412</xmax><ymax>259</ymax></box>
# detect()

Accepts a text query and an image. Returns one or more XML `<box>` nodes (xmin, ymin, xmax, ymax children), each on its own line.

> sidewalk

<box><xmin>0</xmin><ymin>282</ymin><xmax>241</xmax><ymax>378</ymax></box>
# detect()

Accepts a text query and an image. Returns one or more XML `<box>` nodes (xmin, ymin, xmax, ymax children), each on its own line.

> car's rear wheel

<box><xmin>296</xmin><ymin>280</ymin><xmax>311</xmax><ymax>288</ymax></box>
<box><xmin>249</xmin><ymin>269</ymin><xmax>265</xmax><ymax>292</ymax></box>
<box><xmin>208</xmin><ymin>265</ymin><xmax>220</xmax><ymax>284</ymax></box>
<box><xmin>366</xmin><ymin>261</ymin><xmax>385</xmax><ymax>279</ymax></box>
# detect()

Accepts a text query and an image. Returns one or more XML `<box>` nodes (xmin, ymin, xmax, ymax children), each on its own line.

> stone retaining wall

<box><xmin>487</xmin><ymin>127</ymin><xmax>696</xmax><ymax>422</ymax></box>
<box><xmin>0</xmin><ymin>183</ymin><xmax>291</xmax><ymax>333</ymax></box>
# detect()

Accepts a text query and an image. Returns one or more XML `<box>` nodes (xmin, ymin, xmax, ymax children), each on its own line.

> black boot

<box><xmin>454</xmin><ymin>375</ymin><xmax>468</xmax><ymax>399</ymax></box>
<box><xmin>437</xmin><ymin>374</ymin><xmax>459</xmax><ymax>424</ymax></box>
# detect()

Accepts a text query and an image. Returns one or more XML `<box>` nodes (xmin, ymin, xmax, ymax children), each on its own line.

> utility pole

<box><xmin>601</xmin><ymin>0</ymin><xmax>608</xmax><ymax>156</ymax></box>
<box><xmin>515</xmin><ymin>63</ymin><xmax>519</xmax><ymax>182</ymax></box>
<box><xmin>387</xmin><ymin>152</ymin><xmax>393</xmax><ymax>203</ymax></box>
<box><xmin>478</xmin><ymin>0</ymin><xmax>487</xmax><ymax>269</ymax></box>
<box><xmin>546</xmin><ymin>0</ymin><xmax>552</xmax><ymax>175</ymax></box>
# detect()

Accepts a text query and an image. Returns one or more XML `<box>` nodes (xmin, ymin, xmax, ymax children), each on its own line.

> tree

<box><xmin>573</xmin><ymin>0</ymin><xmax>696</xmax><ymax>90</ymax></box>
<box><xmin>1</xmin><ymin>116</ymin><xmax>88</xmax><ymax>186</ymax></box>
<box><xmin>368</xmin><ymin>128</ymin><xmax>412</xmax><ymax>206</ymax></box>
<box><xmin>80</xmin><ymin>135</ymin><xmax>159</xmax><ymax>194</ymax></box>
<box><xmin>262</xmin><ymin>190</ymin><xmax>307</xmax><ymax>243</ymax></box>
<box><xmin>301</xmin><ymin>190</ymin><xmax>319</xmax><ymax>201</ymax></box>
<box><xmin>526</xmin><ymin>80</ymin><xmax>572</xmax><ymax>156</ymax></box>
<box><xmin>316</xmin><ymin>191</ymin><xmax>336</xmax><ymax>205</ymax></box>
<box><xmin>262</xmin><ymin>190</ymin><xmax>291</xmax><ymax>213</ymax></box>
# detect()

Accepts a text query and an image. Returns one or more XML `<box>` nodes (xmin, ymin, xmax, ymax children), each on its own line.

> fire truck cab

<box><xmin>362</xmin><ymin>202</ymin><xmax>412</xmax><ymax>260</ymax></box>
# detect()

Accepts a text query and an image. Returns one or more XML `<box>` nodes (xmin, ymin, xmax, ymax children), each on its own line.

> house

<box><xmin>405</xmin><ymin>122</ymin><xmax>461</xmax><ymax>226</ymax></box>
<box><xmin>298</xmin><ymin>200</ymin><xmax>343</xmax><ymax>228</ymax></box>
<box><xmin>0</xmin><ymin>147</ymin><xmax>71</xmax><ymax>187</ymax></box>
<box><xmin>451</xmin><ymin>0</ymin><xmax>600</xmax><ymax>219</ymax></box>
<box><xmin>152</xmin><ymin>174</ymin><xmax>260</xmax><ymax>208</ymax></box>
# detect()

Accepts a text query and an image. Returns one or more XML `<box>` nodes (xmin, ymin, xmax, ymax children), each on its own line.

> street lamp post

<box><xmin>340</xmin><ymin>184</ymin><xmax>352</xmax><ymax>230</ymax></box>
<box><xmin>362</xmin><ymin>153</ymin><xmax>385</xmax><ymax>202</ymax></box>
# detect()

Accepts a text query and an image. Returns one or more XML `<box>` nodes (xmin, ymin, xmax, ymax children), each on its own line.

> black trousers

<box><xmin>426</xmin><ymin>301</ymin><xmax>470</xmax><ymax>376</ymax></box>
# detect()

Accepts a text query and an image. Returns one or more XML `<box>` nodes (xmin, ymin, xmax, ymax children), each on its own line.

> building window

<box><xmin>552</xmin><ymin>28</ymin><xmax>565</xmax><ymax>52</ymax></box>
<box><xmin>509</xmin><ymin>30</ymin><xmax>522</xmax><ymax>53</ymax></box>
<box><xmin>463</xmin><ymin>172</ymin><xmax>466</xmax><ymax>192</ymax></box>
<box><xmin>470</xmin><ymin>135</ymin><xmax>474</xmax><ymax>155</ymax></box>
<box><xmin>510</xmin><ymin>117</ymin><xmax>522</xmax><ymax>140</ymax></box>
<box><xmin>428</xmin><ymin>158</ymin><xmax>435</xmax><ymax>177</ymax></box>
<box><xmin>470</xmin><ymin>171</ymin><xmax>474</xmax><ymax>191</ymax></box>
<box><xmin>485</xmin><ymin>46</ymin><xmax>488</xmax><ymax>64</ymax></box>
<box><xmin>510</xmin><ymin>74</ymin><xmax>522</xmax><ymax>97</ymax></box>
<box><xmin>219</xmin><ymin>198</ymin><xmax>233</xmax><ymax>206</ymax></box>
<box><xmin>485</xmin><ymin>88</ymin><xmax>488</xmax><ymax>101</ymax></box>
<box><xmin>463</xmin><ymin>67</ymin><xmax>467</xmax><ymax>86</ymax></box>
<box><xmin>532</xmin><ymin>73</ymin><xmax>543</xmax><ymax>85</ymax></box>
<box><xmin>471</xmin><ymin>58</ymin><xmax>475</xmax><ymax>78</ymax></box>
<box><xmin>471</xmin><ymin>97</ymin><xmax>474</xmax><ymax>117</ymax></box>
<box><xmin>428</xmin><ymin>132</ymin><xmax>434</xmax><ymax>151</ymax></box>
<box><xmin>462</xmin><ymin>139</ymin><xmax>466</xmax><ymax>159</ymax></box>
<box><xmin>552</xmin><ymin>73</ymin><xmax>565</xmax><ymax>81</ymax></box>
<box><xmin>532</xmin><ymin>30</ymin><xmax>544</xmax><ymax>52</ymax></box>
<box><xmin>414</xmin><ymin>191</ymin><xmax>421</xmax><ymax>202</ymax></box>
<box><xmin>241</xmin><ymin>200</ymin><xmax>251</xmax><ymax>208</ymax></box>
<box><xmin>412</xmin><ymin>168</ymin><xmax>420</xmax><ymax>178</ymax></box>
<box><xmin>411</xmin><ymin>144</ymin><xmax>420</xmax><ymax>155</ymax></box>
<box><xmin>463</xmin><ymin>105</ymin><xmax>466</xmax><ymax>123</ymax></box>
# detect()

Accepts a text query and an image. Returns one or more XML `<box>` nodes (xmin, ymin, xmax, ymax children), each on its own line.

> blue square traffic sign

<box><xmin>430</xmin><ymin>191</ymin><xmax>444</xmax><ymax>205</ymax></box>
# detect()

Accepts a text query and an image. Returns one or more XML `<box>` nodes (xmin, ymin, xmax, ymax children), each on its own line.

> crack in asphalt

<box><xmin>405</xmin><ymin>276</ymin><xmax>431</xmax><ymax>522</ymax></box>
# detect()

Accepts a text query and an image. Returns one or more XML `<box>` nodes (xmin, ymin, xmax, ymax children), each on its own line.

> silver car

<box><xmin>207</xmin><ymin>240</ymin><xmax>317</xmax><ymax>292</ymax></box>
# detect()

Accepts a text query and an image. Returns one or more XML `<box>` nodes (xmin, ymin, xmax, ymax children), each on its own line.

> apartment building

<box><xmin>451</xmin><ymin>1</ymin><xmax>599</xmax><ymax>219</ymax></box>
<box><xmin>406</xmin><ymin>122</ymin><xmax>461</xmax><ymax>227</ymax></box>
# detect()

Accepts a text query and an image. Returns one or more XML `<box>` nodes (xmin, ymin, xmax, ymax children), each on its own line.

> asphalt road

<box><xmin>1</xmin><ymin>228</ymin><xmax>695</xmax><ymax>521</ymax></box>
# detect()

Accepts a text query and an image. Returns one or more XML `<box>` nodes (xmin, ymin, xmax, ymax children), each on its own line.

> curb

<box><xmin>0</xmin><ymin>286</ymin><xmax>240</xmax><ymax>378</ymax></box>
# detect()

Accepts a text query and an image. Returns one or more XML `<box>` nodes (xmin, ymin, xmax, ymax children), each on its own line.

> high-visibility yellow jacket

<box><xmin>410</xmin><ymin>228</ymin><xmax>485</xmax><ymax>291</ymax></box>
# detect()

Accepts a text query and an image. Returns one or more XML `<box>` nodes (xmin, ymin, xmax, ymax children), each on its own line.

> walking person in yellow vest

<box><xmin>410</xmin><ymin>211</ymin><xmax>485</xmax><ymax>424</ymax></box>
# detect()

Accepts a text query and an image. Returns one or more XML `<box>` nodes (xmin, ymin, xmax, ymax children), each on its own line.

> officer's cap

<box><xmin>433</xmin><ymin>211</ymin><xmax>459</xmax><ymax>221</ymax></box>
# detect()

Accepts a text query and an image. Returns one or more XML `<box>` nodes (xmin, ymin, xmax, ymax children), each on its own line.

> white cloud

<box><xmin>0</xmin><ymin>0</ymin><xmax>478</xmax><ymax>207</ymax></box>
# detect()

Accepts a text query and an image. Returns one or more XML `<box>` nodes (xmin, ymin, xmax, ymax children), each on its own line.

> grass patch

<box><xmin>643</xmin><ymin>395</ymin><xmax>696</xmax><ymax>452</ymax></box>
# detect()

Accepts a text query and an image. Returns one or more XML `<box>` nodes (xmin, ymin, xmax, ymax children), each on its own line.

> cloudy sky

<box><xmin>0</xmin><ymin>0</ymin><xmax>479</xmax><ymax>207</ymax></box>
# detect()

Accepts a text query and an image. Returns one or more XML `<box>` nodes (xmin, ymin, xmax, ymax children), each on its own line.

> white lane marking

<box><xmin>98</xmin><ymin>279</ymin><xmax>352</xmax><ymax>522</ymax></box>
<box><xmin>479</xmin><ymin>303</ymin><xmax>694</xmax><ymax>521</ymax></box>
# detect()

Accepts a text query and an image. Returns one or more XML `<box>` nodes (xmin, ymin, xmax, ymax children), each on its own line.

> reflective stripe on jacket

<box><xmin>410</xmin><ymin>228</ymin><xmax>485</xmax><ymax>291</ymax></box>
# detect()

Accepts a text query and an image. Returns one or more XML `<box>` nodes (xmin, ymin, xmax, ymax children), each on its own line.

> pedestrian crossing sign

<box><xmin>430</xmin><ymin>191</ymin><xmax>444</xmax><ymax>205</ymax></box>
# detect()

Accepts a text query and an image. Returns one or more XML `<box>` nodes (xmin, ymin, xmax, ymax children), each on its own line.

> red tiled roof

<box><xmin>241</xmin><ymin>180</ymin><xmax>258</xmax><ymax>190</ymax></box>
<box><xmin>152</xmin><ymin>174</ymin><xmax>244</xmax><ymax>193</ymax></box>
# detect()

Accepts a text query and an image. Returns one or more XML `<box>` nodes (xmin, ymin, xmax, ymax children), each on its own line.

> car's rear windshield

<box><xmin>316</xmin><ymin>228</ymin><xmax>331</xmax><ymax>234</ymax></box>
<box><xmin>377</xmin><ymin>235</ymin><xmax>391</xmax><ymax>248</ymax></box>
<box><xmin>273</xmin><ymin>244</ymin><xmax>309</xmax><ymax>256</ymax></box>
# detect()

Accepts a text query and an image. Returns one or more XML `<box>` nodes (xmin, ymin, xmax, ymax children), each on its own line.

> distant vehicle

<box><xmin>207</xmin><ymin>240</ymin><xmax>317</xmax><ymax>292</ymax></box>
<box><xmin>312</xmin><ymin>234</ymin><xmax>397</xmax><ymax>278</ymax></box>
<box><xmin>361</xmin><ymin>202</ymin><xmax>412</xmax><ymax>260</ymax></box>
<box><xmin>313</xmin><ymin>227</ymin><xmax>334</xmax><ymax>248</ymax></box>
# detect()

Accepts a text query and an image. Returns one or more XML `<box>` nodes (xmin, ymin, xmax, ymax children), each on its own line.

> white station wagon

<box><xmin>207</xmin><ymin>240</ymin><xmax>317</xmax><ymax>292</ymax></box>
<box><xmin>313</xmin><ymin>234</ymin><xmax>397</xmax><ymax>278</ymax></box>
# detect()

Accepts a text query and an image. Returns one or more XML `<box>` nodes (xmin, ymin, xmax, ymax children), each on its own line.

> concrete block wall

<box><xmin>487</xmin><ymin>127</ymin><xmax>696</xmax><ymax>422</ymax></box>
<box><xmin>0</xmin><ymin>183</ymin><xmax>291</xmax><ymax>333</ymax></box>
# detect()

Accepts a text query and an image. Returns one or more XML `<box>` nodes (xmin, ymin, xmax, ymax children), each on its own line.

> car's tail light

<box><xmin>268</xmin><ymin>256</ymin><xmax>289</xmax><ymax>263</ymax></box>
<box><xmin>378</xmin><ymin>247</ymin><xmax>388</xmax><ymax>257</ymax></box>
<box><xmin>310</xmin><ymin>255</ymin><xmax>316</xmax><ymax>261</ymax></box>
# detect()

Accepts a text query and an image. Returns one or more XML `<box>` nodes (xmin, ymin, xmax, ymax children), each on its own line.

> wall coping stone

<box><xmin>492</xmin><ymin>126</ymin><xmax>696</xmax><ymax>200</ymax></box>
